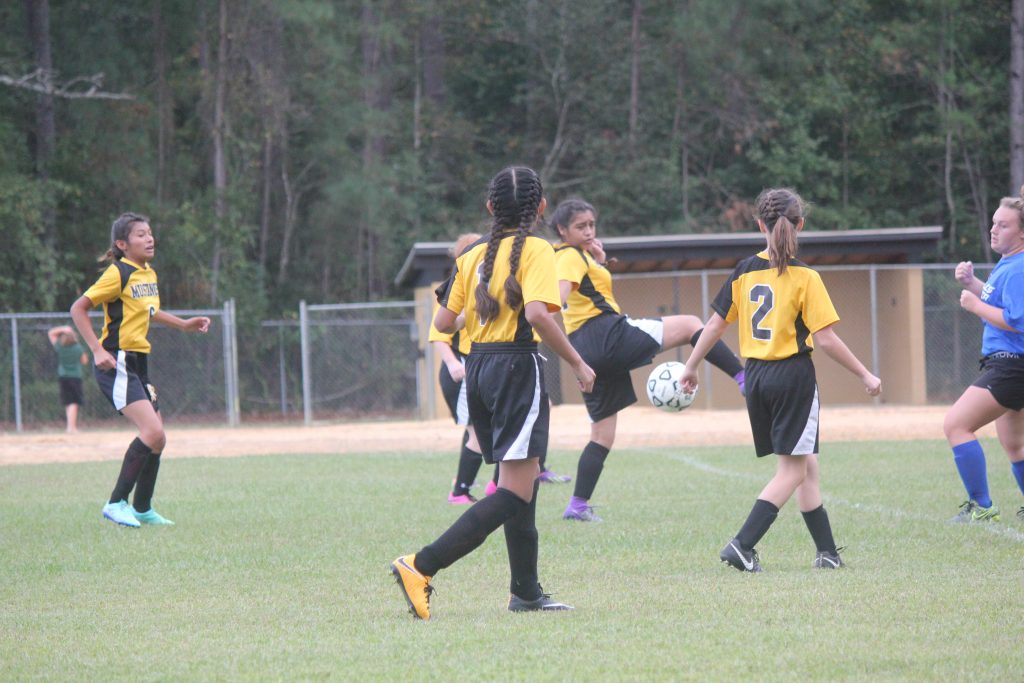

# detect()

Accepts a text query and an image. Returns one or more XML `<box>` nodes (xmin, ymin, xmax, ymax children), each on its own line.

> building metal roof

<box><xmin>394</xmin><ymin>226</ymin><xmax>944</xmax><ymax>288</ymax></box>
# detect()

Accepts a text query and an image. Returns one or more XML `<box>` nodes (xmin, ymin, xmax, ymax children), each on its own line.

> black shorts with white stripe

<box><xmin>465</xmin><ymin>343</ymin><xmax>549</xmax><ymax>465</ymax></box>
<box><xmin>438</xmin><ymin>358</ymin><xmax>470</xmax><ymax>426</ymax></box>
<box><xmin>744</xmin><ymin>354</ymin><xmax>818</xmax><ymax>457</ymax></box>
<box><xmin>94</xmin><ymin>350</ymin><xmax>158</xmax><ymax>414</ymax></box>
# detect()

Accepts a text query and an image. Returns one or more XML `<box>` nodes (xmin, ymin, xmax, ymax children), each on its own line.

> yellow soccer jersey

<box><xmin>712</xmin><ymin>251</ymin><xmax>839</xmax><ymax>361</ymax></box>
<box><xmin>427</xmin><ymin>299</ymin><xmax>471</xmax><ymax>356</ymax></box>
<box><xmin>438</xmin><ymin>232</ymin><xmax>560</xmax><ymax>345</ymax></box>
<box><xmin>554</xmin><ymin>242</ymin><xmax>621</xmax><ymax>334</ymax></box>
<box><xmin>83</xmin><ymin>258</ymin><xmax>160</xmax><ymax>354</ymax></box>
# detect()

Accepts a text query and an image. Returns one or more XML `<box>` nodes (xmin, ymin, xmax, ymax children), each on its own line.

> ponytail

<box><xmin>755</xmin><ymin>188</ymin><xmax>804</xmax><ymax>275</ymax></box>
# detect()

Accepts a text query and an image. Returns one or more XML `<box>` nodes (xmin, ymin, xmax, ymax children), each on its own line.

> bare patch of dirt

<box><xmin>0</xmin><ymin>404</ymin><xmax>980</xmax><ymax>466</ymax></box>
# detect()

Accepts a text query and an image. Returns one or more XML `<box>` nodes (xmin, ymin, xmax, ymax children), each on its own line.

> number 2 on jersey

<box><xmin>749</xmin><ymin>284</ymin><xmax>774</xmax><ymax>341</ymax></box>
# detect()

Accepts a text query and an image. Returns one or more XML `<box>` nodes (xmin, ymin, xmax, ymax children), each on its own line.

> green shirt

<box><xmin>55</xmin><ymin>342</ymin><xmax>86</xmax><ymax>379</ymax></box>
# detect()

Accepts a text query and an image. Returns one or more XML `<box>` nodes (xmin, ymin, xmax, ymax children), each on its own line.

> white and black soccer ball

<box><xmin>646</xmin><ymin>361</ymin><xmax>697</xmax><ymax>412</ymax></box>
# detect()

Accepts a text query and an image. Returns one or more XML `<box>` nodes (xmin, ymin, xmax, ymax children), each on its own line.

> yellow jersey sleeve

<box><xmin>801</xmin><ymin>270</ymin><xmax>840</xmax><ymax>333</ymax></box>
<box><xmin>83</xmin><ymin>264</ymin><xmax>124</xmax><ymax>306</ymax></box>
<box><xmin>555</xmin><ymin>244</ymin><xmax>588</xmax><ymax>288</ymax></box>
<box><xmin>520</xmin><ymin>238</ymin><xmax>560</xmax><ymax>312</ymax></box>
<box><xmin>427</xmin><ymin>299</ymin><xmax>454</xmax><ymax>344</ymax></box>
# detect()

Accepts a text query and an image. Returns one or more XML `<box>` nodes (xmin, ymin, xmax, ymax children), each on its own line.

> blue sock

<box><xmin>1011</xmin><ymin>460</ymin><xmax>1024</xmax><ymax>496</ymax></box>
<box><xmin>952</xmin><ymin>440</ymin><xmax>992</xmax><ymax>508</ymax></box>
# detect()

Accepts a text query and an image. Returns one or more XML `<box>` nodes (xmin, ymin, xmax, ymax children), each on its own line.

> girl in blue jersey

<box><xmin>943</xmin><ymin>186</ymin><xmax>1024</xmax><ymax>523</ymax></box>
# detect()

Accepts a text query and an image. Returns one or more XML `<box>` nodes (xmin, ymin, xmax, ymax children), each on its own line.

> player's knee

<box><xmin>142</xmin><ymin>429</ymin><xmax>166</xmax><ymax>453</ymax></box>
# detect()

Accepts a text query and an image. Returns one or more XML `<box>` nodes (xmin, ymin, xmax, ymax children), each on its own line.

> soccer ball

<box><xmin>646</xmin><ymin>361</ymin><xmax>697</xmax><ymax>412</ymax></box>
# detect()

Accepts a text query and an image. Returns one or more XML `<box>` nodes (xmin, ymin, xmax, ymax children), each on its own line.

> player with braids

<box><xmin>943</xmin><ymin>185</ymin><xmax>1024</xmax><ymax>523</ymax></box>
<box><xmin>391</xmin><ymin>166</ymin><xmax>596</xmax><ymax>619</ymax></box>
<box><xmin>549</xmin><ymin>198</ymin><xmax>745</xmax><ymax>522</ymax></box>
<box><xmin>681</xmin><ymin>188</ymin><xmax>881</xmax><ymax>572</ymax></box>
<box><xmin>70</xmin><ymin>213</ymin><xmax>210</xmax><ymax>528</ymax></box>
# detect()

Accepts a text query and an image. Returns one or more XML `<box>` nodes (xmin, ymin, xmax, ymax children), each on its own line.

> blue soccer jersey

<box><xmin>980</xmin><ymin>251</ymin><xmax>1024</xmax><ymax>355</ymax></box>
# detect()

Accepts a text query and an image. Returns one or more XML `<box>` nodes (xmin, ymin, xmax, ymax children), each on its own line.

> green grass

<box><xmin>1</xmin><ymin>440</ymin><xmax>1021</xmax><ymax>681</ymax></box>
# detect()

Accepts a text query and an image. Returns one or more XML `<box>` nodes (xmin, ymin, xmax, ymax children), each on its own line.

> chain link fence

<box><xmin>0</xmin><ymin>265</ymin><xmax>1004</xmax><ymax>431</ymax></box>
<box><xmin>0</xmin><ymin>303</ymin><xmax>237</xmax><ymax>431</ymax></box>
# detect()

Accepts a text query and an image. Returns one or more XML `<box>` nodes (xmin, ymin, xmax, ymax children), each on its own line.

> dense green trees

<box><xmin>0</xmin><ymin>0</ymin><xmax>1019</xmax><ymax>315</ymax></box>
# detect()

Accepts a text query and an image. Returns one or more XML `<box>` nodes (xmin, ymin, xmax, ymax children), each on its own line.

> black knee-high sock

<box><xmin>491</xmin><ymin>463</ymin><xmax>500</xmax><ymax>485</ymax></box>
<box><xmin>801</xmin><ymin>505</ymin><xmax>837</xmax><ymax>553</ymax></box>
<box><xmin>415</xmin><ymin>488</ymin><xmax>526</xmax><ymax>576</ymax></box>
<box><xmin>109</xmin><ymin>438</ymin><xmax>152</xmax><ymax>504</ymax></box>
<box><xmin>453</xmin><ymin>436</ymin><xmax>483</xmax><ymax>496</ymax></box>
<box><xmin>735</xmin><ymin>498</ymin><xmax>779</xmax><ymax>550</ymax></box>
<box><xmin>690</xmin><ymin>328</ymin><xmax>743</xmax><ymax>378</ymax></box>
<box><xmin>572</xmin><ymin>441</ymin><xmax>610</xmax><ymax>500</ymax></box>
<box><xmin>132</xmin><ymin>452</ymin><xmax>163</xmax><ymax>513</ymax></box>
<box><xmin>504</xmin><ymin>479</ymin><xmax>541</xmax><ymax>601</ymax></box>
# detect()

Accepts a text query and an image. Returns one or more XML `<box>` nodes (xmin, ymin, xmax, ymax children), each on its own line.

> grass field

<box><xmin>1</xmin><ymin>439</ymin><xmax>1021</xmax><ymax>681</ymax></box>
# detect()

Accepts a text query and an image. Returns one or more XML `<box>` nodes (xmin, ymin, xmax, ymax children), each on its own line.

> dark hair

<box><xmin>104</xmin><ymin>212</ymin><xmax>149</xmax><ymax>261</ymax></box>
<box><xmin>998</xmin><ymin>184</ymin><xmax>1024</xmax><ymax>228</ymax></box>
<box><xmin>549</xmin><ymin>198</ymin><xmax>596</xmax><ymax>238</ymax></box>
<box><xmin>755</xmin><ymin>188</ymin><xmax>803</xmax><ymax>275</ymax></box>
<box><xmin>474</xmin><ymin>166</ymin><xmax>544</xmax><ymax>324</ymax></box>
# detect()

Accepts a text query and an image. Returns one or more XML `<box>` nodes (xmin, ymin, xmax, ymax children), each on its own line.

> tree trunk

<box><xmin>939</xmin><ymin>6</ymin><xmax>956</xmax><ymax>256</ymax></box>
<box><xmin>361</xmin><ymin>0</ymin><xmax>387</xmax><ymax>300</ymax></box>
<box><xmin>23</xmin><ymin>0</ymin><xmax>56</xmax><ymax>247</ymax></box>
<box><xmin>628</xmin><ymin>0</ymin><xmax>642</xmax><ymax>156</ymax></box>
<box><xmin>1011</xmin><ymin>0</ymin><xmax>1024</xmax><ymax>193</ymax></box>
<box><xmin>210</xmin><ymin>0</ymin><xmax>229</xmax><ymax>304</ymax></box>
<box><xmin>152</xmin><ymin>0</ymin><xmax>173</xmax><ymax>207</ymax></box>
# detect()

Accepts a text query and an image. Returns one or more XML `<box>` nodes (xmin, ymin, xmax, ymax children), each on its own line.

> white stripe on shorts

<box><xmin>792</xmin><ymin>385</ymin><xmax>820</xmax><ymax>455</ymax></box>
<box><xmin>455</xmin><ymin>361</ymin><xmax>470</xmax><ymax>426</ymax></box>
<box><xmin>112</xmin><ymin>350</ymin><xmax>129</xmax><ymax>411</ymax></box>
<box><xmin>625</xmin><ymin>316</ymin><xmax>664</xmax><ymax>347</ymax></box>
<box><xmin>504</xmin><ymin>354</ymin><xmax>542</xmax><ymax>460</ymax></box>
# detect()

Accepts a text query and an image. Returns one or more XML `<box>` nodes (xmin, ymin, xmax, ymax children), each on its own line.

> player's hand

<box><xmin>447</xmin><ymin>360</ymin><xmax>466</xmax><ymax>382</ymax></box>
<box><xmin>587</xmin><ymin>239</ymin><xmax>607</xmax><ymax>266</ymax></box>
<box><xmin>572</xmin><ymin>359</ymin><xmax>596</xmax><ymax>393</ymax></box>
<box><xmin>954</xmin><ymin>261</ymin><xmax>974</xmax><ymax>286</ymax></box>
<box><xmin>187</xmin><ymin>316</ymin><xmax>211</xmax><ymax>333</ymax></box>
<box><xmin>861</xmin><ymin>372</ymin><xmax>881</xmax><ymax>397</ymax></box>
<box><xmin>93</xmin><ymin>348</ymin><xmax>116</xmax><ymax>371</ymax></box>
<box><xmin>680</xmin><ymin>364</ymin><xmax>699</xmax><ymax>393</ymax></box>
<box><xmin>959</xmin><ymin>289</ymin><xmax>980</xmax><ymax>313</ymax></box>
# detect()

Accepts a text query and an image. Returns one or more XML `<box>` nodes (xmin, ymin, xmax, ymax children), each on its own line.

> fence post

<box><xmin>869</xmin><ymin>266</ymin><xmax>881</xmax><ymax>406</ymax></box>
<box><xmin>11</xmin><ymin>317</ymin><xmax>22</xmax><ymax>432</ymax></box>
<box><xmin>228</xmin><ymin>299</ymin><xmax>240</xmax><ymax>425</ymax></box>
<box><xmin>222</xmin><ymin>300</ymin><xmax>232</xmax><ymax>425</ymax></box>
<box><xmin>300</xmin><ymin>300</ymin><xmax>312</xmax><ymax>425</ymax></box>
<box><xmin>278</xmin><ymin>326</ymin><xmax>288</xmax><ymax>416</ymax></box>
<box><xmin>700</xmin><ymin>270</ymin><xmax>713</xmax><ymax>407</ymax></box>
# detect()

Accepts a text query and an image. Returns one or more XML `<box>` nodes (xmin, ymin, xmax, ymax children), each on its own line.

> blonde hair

<box><xmin>755</xmin><ymin>188</ymin><xmax>804</xmax><ymax>275</ymax></box>
<box><xmin>450</xmin><ymin>233</ymin><xmax>481</xmax><ymax>259</ymax></box>
<box><xmin>997</xmin><ymin>184</ymin><xmax>1024</xmax><ymax>229</ymax></box>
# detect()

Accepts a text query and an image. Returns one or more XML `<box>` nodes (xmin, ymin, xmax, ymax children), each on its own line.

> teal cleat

<box><xmin>102</xmin><ymin>500</ymin><xmax>141</xmax><ymax>528</ymax></box>
<box><xmin>132</xmin><ymin>507</ymin><xmax>175</xmax><ymax>525</ymax></box>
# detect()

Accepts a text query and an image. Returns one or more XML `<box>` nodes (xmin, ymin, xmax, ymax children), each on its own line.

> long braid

<box><xmin>504</xmin><ymin>169</ymin><xmax>543</xmax><ymax>310</ymax></box>
<box><xmin>474</xmin><ymin>229</ymin><xmax>504</xmax><ymax>324</ymax></box>
<box><xmin>756</xmin><ymin>188</ymin><xmax>803</xmax><ymax>275</ymax></box>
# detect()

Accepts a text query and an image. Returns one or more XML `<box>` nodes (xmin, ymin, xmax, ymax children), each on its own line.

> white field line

<box><xmin>666</xmin><ymin>452</ymin><xmax>1024</xmax><ymax>544</ymax></box>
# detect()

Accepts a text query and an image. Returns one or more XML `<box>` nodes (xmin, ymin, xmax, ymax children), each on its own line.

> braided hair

<box><xmin>755</xmin><ymin>188</ymin><xmax>804</xmax><ymax>275</ymax></box>
<box><xmin>103</xmin><ymin>212</ymin><xmax>149</xmax><ymax>262</ymax></box>
<box><xmin>474</xmin><ymin>166</ymin><xmax>544</xmax><ymax>324</ymax></box>
<box><xmin>998</xmin><ymin>184</ymin><xmax>1024</xmax><ymax>229</ymax></box>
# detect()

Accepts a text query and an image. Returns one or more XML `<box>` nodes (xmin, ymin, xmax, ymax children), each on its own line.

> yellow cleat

<box><xmin>390</xmin><ymin>554</ymin><xmax>433</xmax><ymax>620</ymax></box>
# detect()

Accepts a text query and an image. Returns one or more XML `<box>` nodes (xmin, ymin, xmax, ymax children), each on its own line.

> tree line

<box><xmin>1</xmin><ymin>0</ymin><xmax>1022</xmax><ymax>318</ymax></box>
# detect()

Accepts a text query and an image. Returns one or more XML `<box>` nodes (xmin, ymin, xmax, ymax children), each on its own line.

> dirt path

<box><xmin>0</xmin><ymin>404</ymin><xmax>977</xmax><ymax>466</ymax></box>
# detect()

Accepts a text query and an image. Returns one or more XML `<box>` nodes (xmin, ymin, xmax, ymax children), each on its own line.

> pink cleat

<box><xmin>484</xmin><ymin>480</ymin><xmax>498</xmax><ymax>497</ymax></box>
<box><xmin>447</xmin><ymin>492</ymin><xmax>477</xmax><ymax>505</ymax></box>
